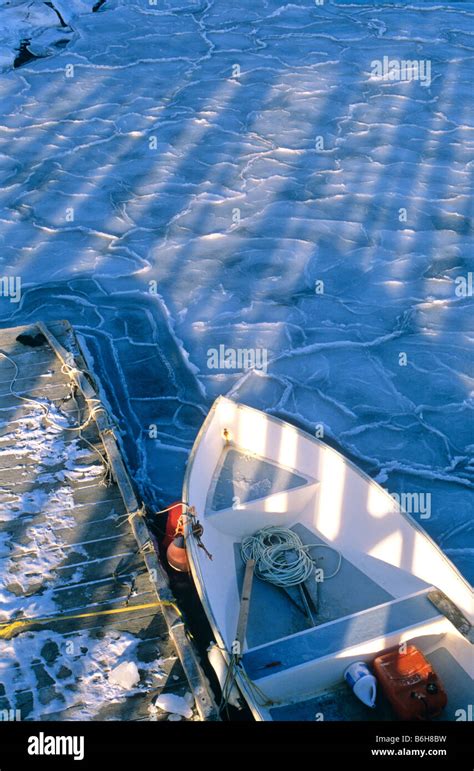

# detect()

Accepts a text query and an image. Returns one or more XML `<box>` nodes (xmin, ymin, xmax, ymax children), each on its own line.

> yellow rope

<box><xmin>0</xmin><ymin>599</ymin><xmax>182</xmax><ymax>640</ymax></box>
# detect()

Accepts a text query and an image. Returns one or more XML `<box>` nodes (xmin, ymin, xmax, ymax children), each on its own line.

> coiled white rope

<box><xmin>241</xmin><ymin>526</ymin><xmax>342</xmax><ymax>587</ymax></box>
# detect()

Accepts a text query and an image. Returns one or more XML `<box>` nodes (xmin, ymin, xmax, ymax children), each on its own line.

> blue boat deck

<box><xmin>234</xmin><ymin>523</ymin><xmax>397</xmax><ymax>649</ymax></box>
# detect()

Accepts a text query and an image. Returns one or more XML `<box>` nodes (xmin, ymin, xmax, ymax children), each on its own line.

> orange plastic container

<box><xmin>373</xmin><ymin>645</ymin><xmax>447</xmax><ymax>720</ymax></box>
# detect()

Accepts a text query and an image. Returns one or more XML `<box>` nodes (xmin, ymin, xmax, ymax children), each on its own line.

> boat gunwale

<box><xmin>185</xmin><ymin>395</ymin><xmax>473</xmax><ymax>592</ymax></box>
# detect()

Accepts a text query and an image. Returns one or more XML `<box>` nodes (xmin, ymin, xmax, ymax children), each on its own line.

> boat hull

<box><xmin>183</xmin><ymin>397</ymin><xmax>473</xmax><ymax>720</ymax></box>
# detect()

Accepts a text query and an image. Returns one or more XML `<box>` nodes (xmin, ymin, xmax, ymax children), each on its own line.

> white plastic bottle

<box><xmin>344</xmin><ymin>661</ymin><xmax>377</xmax><ymax>708</ymax></box>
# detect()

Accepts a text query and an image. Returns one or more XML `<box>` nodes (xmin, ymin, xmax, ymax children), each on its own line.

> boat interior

<box><xmin>186</xmin><ymin>399</ymin><xmax>473</xmax><ymax>721</ymax></box>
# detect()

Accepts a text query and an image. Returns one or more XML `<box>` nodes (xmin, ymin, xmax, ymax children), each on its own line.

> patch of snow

<box><xmin>0</xmin><ymin>395</ymin><xmax>103</xmax><ymax>616</ymax></box>
<box><xmin>0</xmin><ymin>627</ymin><xmax>157</xmax><ymax>719</ymax></box>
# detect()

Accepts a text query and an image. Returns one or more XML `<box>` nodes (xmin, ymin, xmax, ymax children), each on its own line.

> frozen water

<box><xmin>0</xmin><ymin>1</ymin><xmax>472</xmax><ymax>584</ymax></box>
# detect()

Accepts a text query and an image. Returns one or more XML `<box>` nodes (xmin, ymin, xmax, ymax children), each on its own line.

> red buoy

<box><xmin>163</xmin><ymin>502</ymin><xmax>184</xmax><ymax>550</ymax></box>
<box><xmin>163</xmin><ymin>505</ymin><xmax>190</xmax><ymax>573</ymax></box>
<box><xmin>166</xmin><ymin>532</ymin><xmax>190</xmax><ymax>573</ymax></box>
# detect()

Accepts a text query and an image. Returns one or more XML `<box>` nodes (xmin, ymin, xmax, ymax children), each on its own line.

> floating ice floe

<box><xmin>0</xmin><ymin>0</ymin><xmax>105</xmax><ymax>71</ymax></box>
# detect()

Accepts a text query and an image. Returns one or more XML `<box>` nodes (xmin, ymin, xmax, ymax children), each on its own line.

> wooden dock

<box><xmin>0</xmin><ymin>320</ymin><xmax>217</xmax><ymax>721</ymax></box>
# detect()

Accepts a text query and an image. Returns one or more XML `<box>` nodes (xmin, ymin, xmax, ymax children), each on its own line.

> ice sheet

<box><xmin>0</xmin><ymin>1</ymin><xmax>472</xmax><ymax>583</ymax></box>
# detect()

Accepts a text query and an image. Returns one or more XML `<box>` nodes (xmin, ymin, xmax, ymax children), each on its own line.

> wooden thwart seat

<box><xmin>242</xmin><ymin>590</ymin><xmax>442</xmax><ymax>681</ymax></box>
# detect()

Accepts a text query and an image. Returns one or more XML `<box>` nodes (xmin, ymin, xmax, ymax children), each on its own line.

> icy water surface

<box><xmin>0</xmin><ymin>1</ymin><xmax>472</xmax><ymax>582</ymax></box>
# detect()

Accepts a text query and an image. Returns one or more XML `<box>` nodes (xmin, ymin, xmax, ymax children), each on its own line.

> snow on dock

<box><xmin>0</xmin><ymin>319</ymin><xmax>216</xmax><ymax>721</ymax></box>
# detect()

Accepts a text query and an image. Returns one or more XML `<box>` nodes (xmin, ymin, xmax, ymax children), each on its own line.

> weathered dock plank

<box><xmin>0</xmin><ymin>320</ymin><xmax>217</xmax><ymax>722</ymax></box>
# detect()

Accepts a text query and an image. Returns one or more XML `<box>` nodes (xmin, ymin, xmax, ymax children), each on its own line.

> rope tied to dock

<box><xmin>0</xmin><ymin>599</ymin><xmax>183</xmax><ymax>641</ymax></box>
<box><xmin>154</xmin><ymin>502</ymin><xmax>213</xmax><ymax>561</ymax></box>
<box><xmin>0</xmin><ymin>348</ymin><xmax>113</xmax><ymax>485</ymax></box>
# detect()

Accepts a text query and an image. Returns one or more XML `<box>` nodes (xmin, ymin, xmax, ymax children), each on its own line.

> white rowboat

<box><xmin>183</xmin><ymin>396</ymin><xmax>473</xmax><ymax>720</ymax></box>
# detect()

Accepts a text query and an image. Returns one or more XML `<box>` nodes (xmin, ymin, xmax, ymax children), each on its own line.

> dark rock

<box><xmin>56</xmin><ymin>666</ymin><xmax>73</xmax><ymax>680</ymax></box>
<box><xmin>40</xmin><ymin>640</ymin><xmax>60</xmax><ymax>664</ymax></box>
